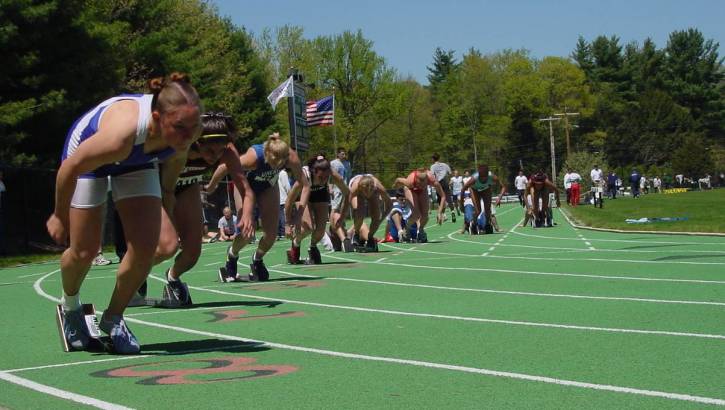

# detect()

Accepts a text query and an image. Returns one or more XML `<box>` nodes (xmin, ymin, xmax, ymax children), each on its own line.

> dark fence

<box><xmin>0</xmin><ymin>166</ymin><xmax>236</xmax><ymax>256</ymax></box>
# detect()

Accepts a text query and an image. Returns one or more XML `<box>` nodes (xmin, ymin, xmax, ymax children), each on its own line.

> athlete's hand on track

<box><xmin>437</xmin><ymin>212</ymin><xmax>444</xmax><ymax>225</ymax></box>
<box><xmin>285</xmin><ymin>224</ymin><xmax>293</xmax><ymax>239</ymax></box>
<box><xmin>46</xmin><ymin>213</ymin><xmax>68</xmax><ymax>245</ymax></box>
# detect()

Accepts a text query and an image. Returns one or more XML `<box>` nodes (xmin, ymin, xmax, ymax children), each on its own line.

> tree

<box><xmin>426</xmin><ymin>47</ymin><xmax>458</xmax><ymax>95</ymax></box>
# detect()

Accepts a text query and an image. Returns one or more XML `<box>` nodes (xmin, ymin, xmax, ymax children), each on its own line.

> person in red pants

<box><xmin>568</xmin><ymin>170</ymin><xmax>582</xmax><ymax>207</ymax></box>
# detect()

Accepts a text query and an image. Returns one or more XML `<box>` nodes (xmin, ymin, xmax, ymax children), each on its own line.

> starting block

<box><xmin>55</xmin><ymin>304</ymin><xmax>110</xmax><ymax>352</ymax></box>
<box><xmin>354</xmin><ymin>240</ymin><xmax>379</xmax><ymax>253</ymax></box>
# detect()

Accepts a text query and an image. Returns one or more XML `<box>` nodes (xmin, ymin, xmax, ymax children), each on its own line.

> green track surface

<box><xmin>1</xmin><ymin>204</ymin><xmax>724</xmax><ymax>409</ymax></box>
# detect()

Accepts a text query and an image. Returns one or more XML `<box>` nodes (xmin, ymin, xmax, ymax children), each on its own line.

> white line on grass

<box><xmin>510</xmin><ymin>229</ymin><xmax>725</xmax><ymax>246</ymax></box>
<box><xmin>31</xmin><ymin>270</ymin><xmax>725</xmax><ymax>406</ymax></box>
<box><xmin>331</xmin><ymin>249</ymin><xmax>725</xmax><ymax>285</ymax></box>
<box><xmin>145</xmin><ymin>274</ymin><xmax>725</xmax><ymax>340</ymax></box>
<box><xmin>390</xmin><ymin>240</ymin><xmax>725</xmax><ymax>266</ymax></box>
<box><xmin>0</xmin><ymin>371</ymin><xmax>133</xmax><ymax>410</ymax></box>
<box><xmin>269</xmin><ymin>268</ymin><xmax>725</xmax><ymax>307</ymax></box>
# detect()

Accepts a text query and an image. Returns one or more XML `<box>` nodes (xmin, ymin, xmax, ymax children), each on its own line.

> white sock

<box><xmin>228</xmin><ymin>247</ymin><xmax>238</xmax><ymax>259</ymax></box>
<box><xmin>61</xmin><ymin>292</ymin><xmax>81</xmax><ymax>312</ymax></box>
<box><xmin>253</xmin><ymin>251</ymin><xmax>263</xmax><ymax>261</ymax></box>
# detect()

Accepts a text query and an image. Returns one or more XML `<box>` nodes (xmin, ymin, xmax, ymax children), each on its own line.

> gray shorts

<box><xmin>330</xmin><ymin>188</ymin><xmax>344</xmax><ymax>212</ymax></box>
<box><xmin>70</xmin><ymin>167</ymin><xmax>161</xmax><ymax>208</ymax></box>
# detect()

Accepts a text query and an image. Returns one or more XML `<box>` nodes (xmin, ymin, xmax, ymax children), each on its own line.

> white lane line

<box><xmin>446</xmin><ymin>238</ymin><xmax>725</xmax><ymax>255</ymax></box>
<box><xmin>482</xmin><ymin>253</ymin><xmax>489</xmax><ymax>257</ymax></box>
<box><xmin>146</xmin><ymin>274</ymin><xmax>725</xmax><ymax>340</ymax></box>
<box><xmin>269</xmin><ymin>269</ymin><xmax>725</xmax><ymax>307</ymax></box>
<box><xmin>510</xmin><ymin>229</ymin><xmax>725</xmax><ymax>246</ymax></box>
<box><xmin>401</xmin><ymin>239</ymin><xmax>725</xmax><ymax>266</ymax></box>
<box><xmin>330</xmin><ymin>249</ymin><xmax>725</xmax><ymax>285</ymax></box>
<box><xmin>0</xmin><ymin>371</ymin><xmax>133</xmax><ymax>410</ymax></box>
<box><xmin>32</xmin><ymin>271</ymin><xmax>725</xmax><ymax>406</ymax></box>
<box><xmin>375</xmin><ymin>258</ymin><xmax>387</xmax><ymax>263</ymax></box>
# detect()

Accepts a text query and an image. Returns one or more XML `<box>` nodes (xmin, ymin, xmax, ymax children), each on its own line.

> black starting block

<box><xmin>55</xmin><ymin>304</ymin><xmax>111</xmax><ymax>352</ymax></box>
<box><xmin>354</xmin><ymin>240</ymin><xmax>379</xmax><ymax>253</ymax></box>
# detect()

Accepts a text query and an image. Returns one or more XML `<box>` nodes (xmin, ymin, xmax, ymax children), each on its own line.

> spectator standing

<box><xmin>449</xmin><ymin>170</ymin><xmax>464</xmax><ymax>215</ymax></box>
<box><xmin>567</xmin><ymin>170</ymin><xmax>582</xmax><ymax>206</ymax></box>
<box><xmin>590</xmin><ymin>165</ymin><xmax>604</xmax><ymax>206</ymax></box>
<box><xmin>430</xmin><ymin>153</ymin><xmax>455</xmax><ymax>222</ymax></box>
<box><xmin>514</xmin><ymin>170</ymin><xmax>528</xmax><ymax>207</ymax></box>
<box><xmin>630</xmin><ymin>169</ymin><xmax>642</xmax><ymax>198</ymax></box>
<box><xmin>640</xmin><ymin>174</ymin><xmax>648</xmax><ymax>194</ymax></box>
<box><xmin>563</xmin><ymin>169</ymin><xmax>572</xmax><ymax>206</ymax></box>
<box><xmin>653</xmin><ymin>176</ymin><xmax>662</xmax><ymax>193</ymax></box>
<box><xmin>607</xmin><ymin>171</ymin><xmax>618</xmax><ymax>199</ymax></box>
<box><xmin>329</xmin><ymin>148</ymin><xmax>351</xmax><ymax>246</ymax></box>
<box><xmin>277</xmin><ymin>169</ymin><xmax>291</xmax><ymax>240</ymax></box>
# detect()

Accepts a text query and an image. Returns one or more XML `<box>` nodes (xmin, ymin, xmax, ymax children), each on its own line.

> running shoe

<box><xmin>62</xmin><ymin>307</ymin><xmax>90</xmax><ymax>351</ymax></box>
<box><xmin>307</xmin><ymin>246</ymin><xmax>322</xmax><ymax>264</ymax></box>
<box><xmin>92</xmin><ymin>253</ymin><xmax>112</xmax><ymax>266</ymax></box>
<box><xmin>163</xmin><ymin>270</ymin><xmax>192</xmax><ymax>306</ymax></box>
<box><xmin>400</xmin><ymin>229</ymin><xmax>410</xmax><ymax>243</ymax></box>
<box><xmin>417</xmin><ymin>230</ymin><xmax>428</xmax><ymax>243</ymax></box>
<box><xmin>365</xmin><ymin>239</ymin><xmax>378</xmax><ymax>252</ymax></box>
<box><xmin>225</xmin><ymin>246</ymin><xmax>239</xmax><ymax>278</ymax></box>
<box><xmin>342</xmin><ymin>238</ymin><xmax>354</xmax><ymax>252</ymax></box>
<box><xmin>249</xmin><ymin>259</ymin><xmax>270</xmax><ymax>282</ymax></box>
<box><xmin>99</xmin><ymin>312</ymin><xmax>140</xmax><ymax>354</ymax></box>
<box><xmin>287</xmin><ymin>245</ymin><xmax>301</xmax><ymax>264</ymax></box>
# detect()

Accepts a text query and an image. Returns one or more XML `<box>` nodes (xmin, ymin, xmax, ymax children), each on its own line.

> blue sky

<box><xmin>213</xmin><ymin>0</ymin><xmax>724</xmax><ymax>84</ymax></box>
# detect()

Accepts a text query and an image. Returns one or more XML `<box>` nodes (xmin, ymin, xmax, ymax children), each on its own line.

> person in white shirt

<box><xmin>590</xmin><ymin>165</ymin><xmax>604</xmax><ymax>207</ymax></box>
<box><xmin>640</xmin><ymin>174</ymin><xmax>648</xmax><ymax>195</ymax></box>
<box><xmin>449</xmin><ymin>169</ymin><xmax>464</xmax><ymax>216</ymax></box>
<box><xmin>567</xmin><ymin>171</ymin><xmax>582</xmax><ymax>206</ymax></box>
<box><xmin>277</xmin><ymin>169</ymin><xmax>291</xmax><ymax>239</ymax></box>
<box><xmin>563</xmin><ymin>170</ymin><xmax>572</xmax><ymax>206</ymax></box>
<box><xmin>514</xmin><ymin>170</ymin><xmax>528</xmax><ymax>207</ymax></box>
<box><xmin>653</xmin><ymin>176</ymin><xmax>662</xmax><ymax>193</ymax></box>
<box><xmin>217</xmin><ymin>207</ymin><xmax>238</xmax><ymax>242</ymax></box>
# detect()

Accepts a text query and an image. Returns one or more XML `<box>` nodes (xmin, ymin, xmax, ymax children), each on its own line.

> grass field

<box><xmin>566</xmin><ymin>189</ymin><xmax>725</xmax><ymax>233</ymax></box>
<box><xmin>1</xmin><ymin>204</ymin><xmax>724</xmax><ymax>409</ymax></box>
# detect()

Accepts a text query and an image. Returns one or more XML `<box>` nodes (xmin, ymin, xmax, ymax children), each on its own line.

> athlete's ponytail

<box><xmin>148</xmin><ymin>72</ymin><xmax>201</xmax><ymax>113</ymax></box>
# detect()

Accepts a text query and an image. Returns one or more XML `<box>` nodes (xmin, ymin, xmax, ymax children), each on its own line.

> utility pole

<box><xmin>539</xmin><ymin>116</ymin><xmax>561</xmax><ymax>184</ymax></box>
<box><xmin>554</xmin><ymin>109</ymin><xmax>580</xmax><ymax>159</ymax></box>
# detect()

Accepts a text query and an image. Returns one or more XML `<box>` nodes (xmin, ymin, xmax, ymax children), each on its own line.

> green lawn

<box><xmin>564</xmin><ymin>189</ymin><xmax>725</xmax><ymax>233</ymax></box>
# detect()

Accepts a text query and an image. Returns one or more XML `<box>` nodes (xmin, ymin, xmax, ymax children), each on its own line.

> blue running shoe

<box><xmin>62</xmin><ymin>307</ymin><xmax>90</xmax><ymax>351</ymax></box>
<box><xmin>99</xmin><ymin>313</ymin><xmax>140</xmax><ymax>355</ymax></box>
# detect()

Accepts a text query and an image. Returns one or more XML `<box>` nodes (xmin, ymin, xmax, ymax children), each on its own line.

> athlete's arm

<box><xmin>159</xmin><ymin>151</ymin><xmax>188</xmax><ymax>218</ymax></box>
<box><xmin>47</xmin><ymin>101</ymin><xmax>138</xmax><ymax>244</ymax></box>
<box><xmin>220</xmin><ymin>145</ymin><xmax>254</xmax><ymax>238</ymax></box>
<box><xmin>205</xmin><ymin>163</ymin><xmax>227</xmax><ymax>193</ymax></box>
<box><xmin>288</xmin><ymin>149</ymin><xmax>310</xmax><ymax>207</ymax></box>
<box><xmin>493</xmin><ymin>175</ymin><xmax>506</xmax><ymax>207</ymax></box>
<box><xmin>546</xmin><ymin>180</ymin><xmax>561</xmax><ymax>207</ymax></box>
<box><xmin>392</xmin><ymin>175</ymin><xmax>412</xmax><ymax>189</ymax></box>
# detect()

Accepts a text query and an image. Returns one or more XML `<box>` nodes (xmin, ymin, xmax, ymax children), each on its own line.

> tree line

<box><xmin>2</xmin><ymin>0</ymin><xmax>723</xmax><ymax>187</ymax></box>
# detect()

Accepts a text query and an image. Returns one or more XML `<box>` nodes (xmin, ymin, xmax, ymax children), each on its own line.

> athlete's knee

<box><xmin>68</xmin><ymin>246</ymin><xmax>98</xmax><ymax>266</ymax></box>
<box><xmin>155</xmin><ymin>236</ymin><xmax>179</xmax><ymax>261</ymax></box>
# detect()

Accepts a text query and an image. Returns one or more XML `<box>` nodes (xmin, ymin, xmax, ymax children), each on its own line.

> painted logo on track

<box><xmin>207</xmin><ymin>309</ymin><xmax>305</xmax><ymax>322</ymax></box>
<box><xmin>93</xmin><ymin>357</ymin><xmax>298</xmax><ymax>385</ymax></box>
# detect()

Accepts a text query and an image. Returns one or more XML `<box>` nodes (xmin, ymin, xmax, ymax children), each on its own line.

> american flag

<box><xmin>306</xmin><ymin>95</ymin><xmax>334</xmax><ymax>127</ymax></box>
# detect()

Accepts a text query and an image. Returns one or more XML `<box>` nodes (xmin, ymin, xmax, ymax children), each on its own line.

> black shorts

<box><xmin>309</xmin><ymin>187</ymin><xmax>330</xmax><ymax>203</ymax></box>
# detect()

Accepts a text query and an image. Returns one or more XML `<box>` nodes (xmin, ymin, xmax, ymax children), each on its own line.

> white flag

<box><xmin>267</xmin><ymin>76</ymin><xmax>294</xmax><ymax>109</ymax></box>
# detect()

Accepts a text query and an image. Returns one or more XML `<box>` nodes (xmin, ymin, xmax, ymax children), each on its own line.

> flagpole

<box><xmin>290</xmin><ymin>74</ymin><xmax>298</xmax><ymax>151</ymax></box>
<box><xmin>332</xmin><ymin>86</ymin><xmax>338</xmax><ymax>154</ymax></box>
